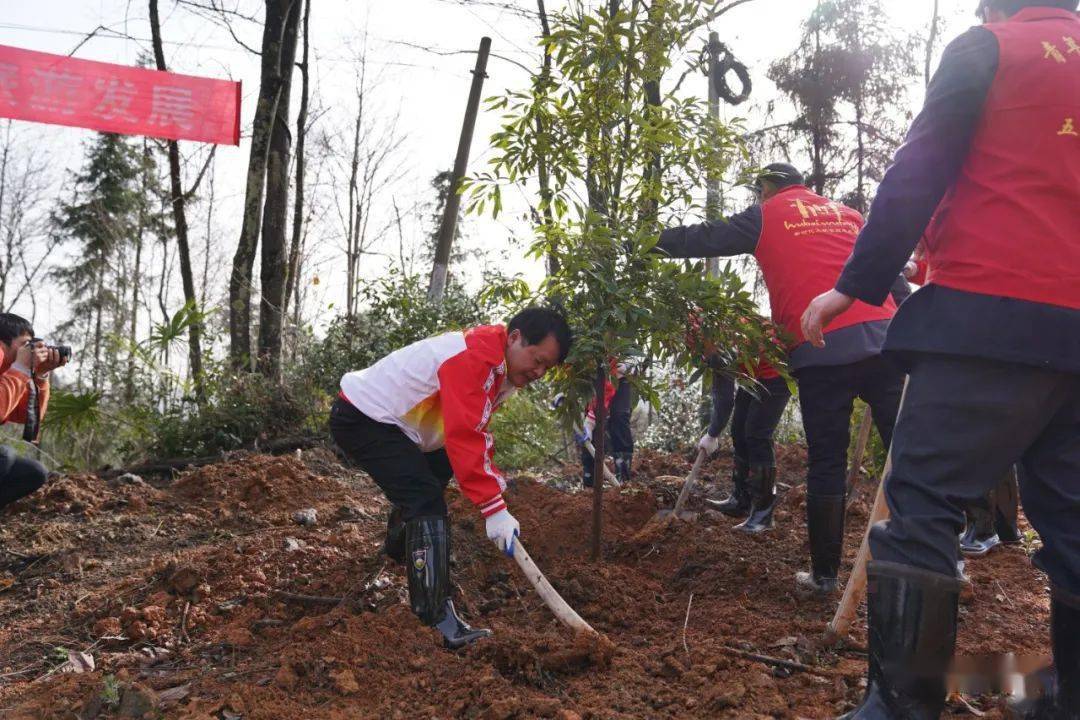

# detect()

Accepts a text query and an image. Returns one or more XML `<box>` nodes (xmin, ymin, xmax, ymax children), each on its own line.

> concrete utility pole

<box><xmin>705</xmin><ymin>31</ymin><xmax>722</xmax><ymax>278</ymax></box>
<box><xmin>428</xmin><ymin>36</ymin><xmax>492</xmax><ymax>301</ymax></box>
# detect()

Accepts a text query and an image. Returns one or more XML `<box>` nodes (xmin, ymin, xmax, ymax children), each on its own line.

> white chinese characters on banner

<box><xmin>0</xmin><ymin>44</ymin><xmax>240</xmax><ymax>146</ymax></box>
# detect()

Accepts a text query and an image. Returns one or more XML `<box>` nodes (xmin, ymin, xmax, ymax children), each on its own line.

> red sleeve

<box><xmin>911</xmin><ymin>258</ymin><xmax>929</xmax><ymax>286</ymax></box>
<box><xmin>585</xmin><ymin>379</ymin><xmax>617</xmax><ymax>420</ymax></box>
<box><xmin>437</xmin><ymin>350</ymin><xmax>508</xmax><ymax>517</ymax></box>
<box><xmin>0</xmin><ymin>367</ymin><xmax>31</xmax><ymax>425</ymax></box>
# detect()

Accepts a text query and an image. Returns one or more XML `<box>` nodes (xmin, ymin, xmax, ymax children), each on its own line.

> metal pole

<box><xmin>705</xmin><ymin>31</ymin><xmax>721</xmax><ymax>278</ymax></box>
<box><xmin>428</xmin><ymin>36</ymin><xmax>492</xmax><ymax>301</ymax></box>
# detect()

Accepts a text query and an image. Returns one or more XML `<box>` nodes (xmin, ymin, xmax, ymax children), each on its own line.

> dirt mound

<box><xmin>5</xmin><ymin>472</ymin><xmax>163</xmax><ymax>518</ymax></box>
<box><xmin>170</xmin><ymin>454</ymin><xmax>355</xmax><ymax>517</ymax></box>
<box><xmin>0</xmin><ymin>446</ymin><xmax>1052</xmax><ymax>719</ymax></box>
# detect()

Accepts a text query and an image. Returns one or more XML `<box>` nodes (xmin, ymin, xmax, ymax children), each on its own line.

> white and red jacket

<box><xmin>340</xmin><ymin>325</ymin><xmax>516</xmax><ymax>517</ymax></box>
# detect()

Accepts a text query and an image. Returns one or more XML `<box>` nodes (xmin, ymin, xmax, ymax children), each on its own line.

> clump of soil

<box><xmin>0</xmin><ymin>445</ymin><xmax>1050</xmax><ymax>718</ymax></box>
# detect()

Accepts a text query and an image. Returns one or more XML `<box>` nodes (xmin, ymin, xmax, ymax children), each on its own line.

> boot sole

<box><xmin>704</xmin><ymin>499</ymin><xmax>750</xmax><ymax>517</ymax></box>
<box><xmin>960</xmin><ymin>539</ymin><xmax>1002</xmax><ymax>557</ymax></box>
<box><xmin>794</xmin><ymin>574</ymin><xmax>838</xmax><ymax>599</ymax></box>
<box><xmin>443</xmin><ymin>630</ymin><xmax>493</xmax><ymax>650</ymax></box>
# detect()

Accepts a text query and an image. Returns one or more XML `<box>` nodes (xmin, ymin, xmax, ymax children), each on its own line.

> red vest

<box><xmin>756</xmin><ymin>185</ymin><xmax>896</xmax><ymax>346</ymax></box>
<box><xmin>925</xmin><ymin>8</ymin><xmax>1080</xmax><ymax>309</ymax></box>
<box><xmin>747</xmin><ymin>358</ymin><xmax>780</xmax><ymax>381</ymax></box>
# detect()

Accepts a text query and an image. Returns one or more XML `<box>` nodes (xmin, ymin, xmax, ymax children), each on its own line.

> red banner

<box><xmin>0</xmin><ymin>44</ymin><xmax>240</xmax><ymax>145</ymax></box>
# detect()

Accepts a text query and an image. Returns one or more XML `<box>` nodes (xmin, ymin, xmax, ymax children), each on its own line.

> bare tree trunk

<box><xmin>201</xmin><ymin>156</ymin><xmax>215</xmax><ymax>310</ymax></box>
<box><xmin>283</xmin><ymin>0</ymin><xmax>310</xmax><ymax>325</ymax></box>
<box><xmin>811</xmin><ymin>23</ymin><xmax>826</xmax><ymax>196</ymax></box>
<box><xmin>126</xmin><ymin>141</ymin><xmax>149</xmax><ymax>404</ymax></box>
<box><xmin>855</xmin><ymin>100</ymin><xmax>865</xmax><ymax>212</ymax></box>
<box><xmin>0</xmin><ymin>124</ymin><xmax>9</xmax><ymax>310</ymax></box>
<box><xmin>345</xmin><ymin>81</ymin><xmax>363</xmax><ymax>319</ymax></box>
<box><xmin>229</xmin><ymin>0</ymin><xmax>290</xmax><ymax>370</ymax></box>
<box><xmin>149</xmin><ymin>0</ymin><xmax>207</xmax><ymax>401</ymax></box>
<box><xmin>92</xmin><ymin>257</ymin><xmax>105</xmax><ymax>392</ymax></box>
<box><xmin>535</xmin><ymin>0</ymin><xmax>558</xmax><ymax>276</ymax></box>
<box><xmin>925</xmin><ymin>0</ymin><xmax>941</xmax><ymax>88</ymax></box>
<box><xmin>591</xmin><ymin>363</ymin><xmax>607</xmax><ymax>562</ymax></box>
<box><xmin>257</xmin><ymin>0</ymin><xmax>301</xmax><ymax>379</ymax></box>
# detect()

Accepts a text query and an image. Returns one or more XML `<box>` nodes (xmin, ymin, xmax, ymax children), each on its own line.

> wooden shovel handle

<box><xmin>825</xmin><ymin>466</ymin><xmax>890</xmax><ymax>643</ymax></box>
<box><xmin>671</xmin><ymin>448</ymin><xmax>708</xmax><ymax>517</ymax></box>
<box><xmin>845</xmin><ymin>409</ymin><xmax>874</xmax><ymax>498</ymax></box>
<box><xmin>582</xmin><ymin>437</ymin><xmax>621</xmax><ymax>487</ymax></box>
<box><xmin>513</xmin><ymin>539</ymin><xmax>597</xmax><ymax>636</ymax></box>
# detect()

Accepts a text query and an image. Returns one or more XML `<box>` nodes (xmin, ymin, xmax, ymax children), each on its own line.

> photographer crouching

<box><xmin>0</xmin><ymin>313</ymin><xmax>70</xmax><ymax>510</ymax></box>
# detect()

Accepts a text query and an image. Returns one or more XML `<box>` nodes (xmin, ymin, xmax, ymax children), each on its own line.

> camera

<box><xmin>30</xmin><ymin>338</ymin><xmax>72</xmax><ymax>362</ymax></box>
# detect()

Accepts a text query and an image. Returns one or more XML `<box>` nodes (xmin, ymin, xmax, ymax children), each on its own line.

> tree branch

<box><xmin>182</xmin><ymin>146</ymin><xmax>218</xmax><ymax>202</ymax></box>
<box><xmin>383</xmin><ymin>39</ymin><xmax>533</xmax><ymax>74</ymax></box>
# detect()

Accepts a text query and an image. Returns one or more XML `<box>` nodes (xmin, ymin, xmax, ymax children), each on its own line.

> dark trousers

<box><xmin>0</xmin><ymin>445</ymin><xmax>48</xmax><ymax>510</ymax></box>
<box><xmin>329</xmin><ymin>398</ymin><xmax>454</xmax><ymax>520</ymax></box>
<box><xmin>581</xmin><ymin>378</ymin><xmax>634</xmax><ymax>478</ymax></box>
<box><xmin>871</xmin><ymin>354</ymin><xmax>1080</xmax><ymax>596</ymax></box>
<box><xmin>708</xmin><ymin>372</ymin><xmax>737</xmax><ymax>437</ymax></box>
<box><xmin>794</xmin><ymin>355</ymin><xmax>904</xmax><ymax>496</ymax></box>
<box><xmin>731</xmin><ymin>376</ymin><xmax>792</xmax><ymax>466</ymax></box>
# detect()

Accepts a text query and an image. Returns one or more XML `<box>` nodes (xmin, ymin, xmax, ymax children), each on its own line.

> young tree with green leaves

<box><xmin>469</xmin><ymin>0</ymin><xmax>781</xmax><ymax>560</ymax></box>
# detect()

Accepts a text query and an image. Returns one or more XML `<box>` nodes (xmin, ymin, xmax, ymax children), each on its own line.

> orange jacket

<box><xmin>0</xmin><ymin>355</ymin><xmax>50</xmax><ymax>440</ymax></box>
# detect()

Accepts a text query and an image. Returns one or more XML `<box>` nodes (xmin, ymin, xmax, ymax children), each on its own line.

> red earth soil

<box><xmin>0</xmin><ymin>447</ymin><xmax>1049</xmax><ymax>718</ymax></box>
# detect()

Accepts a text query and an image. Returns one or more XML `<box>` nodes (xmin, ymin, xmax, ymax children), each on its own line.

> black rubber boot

<box><xmin>1006</xmin><ymin>591</ymin><xmax>1080</xmax><ymax>720</ymax></box>
<box><xmin>405</xmin><ymin>516</ymin><xmax>491</xmax><ymax>649</ymax></box>
<box><xmin>383</xmin><ymin>506</ymin><xmax>405</xmax><ymax>564</ymax></box>
<box><xmin>735</xmin><ymin>464</ymin><xmax>777</xmax><ymax>533</ymax></box>
<box><xmin>795</xmin><ymin>493</ymin><xmax>845</xmax><ymax>597</ymax></box>
<box><xmin>960</xmin><ymin>493</ymin><xmax>1001</xmax><ymax>556</ymax></box>
<box><xmin>707</xmin><ymin>457</ymin><xmax>751</xmax><ymax>517</ymax></box>
<box><xmin>614</xmin><ymin>452</ymin><xmax>633</xmax><ymax>485</ymax></box>
<box><xmin>580</xmin><ymin>446</ymin><xmax>595</xmax><ymax>489</ymax></box>
<box><xmin>839</xmin><ymin>561</ymin><xmax>963</xmax><ymax>719</ymax></box>
<box><xmin>994</xmin><ymin>469</ymin><xmax>1022</xmax><ymax>544</ymax></box>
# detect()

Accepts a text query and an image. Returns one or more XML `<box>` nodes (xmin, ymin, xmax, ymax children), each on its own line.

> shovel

<box><xmin>512</xmin><ymin>539</ymin><xmax>597</xmax><ymax>636</ymax></box>
<box><xmin>578</xmin><ymin>429</ymin><xmax>622</xmax><ymax>488</ymax></box>
<box><xmin>633</xmin><ymin>447</ymin><xmax>707</xmax><ymax>539</ymax></box>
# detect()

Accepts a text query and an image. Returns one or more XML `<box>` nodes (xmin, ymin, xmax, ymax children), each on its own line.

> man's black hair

<box><xmin>507</xmin><ymin>306</ymin><xmax>573</xmax><ymax>363</ymax></box>
<box><xmin>755</xmin><ymin>162</ymin><xmax>805</xmax><ymax>191</ymax></box>
<box><xmin>0</xmin><ymin>313</ymin><xmax>33</xmax><ymax>345</ymax></box>
<box><xmin>977</xmin><ymin>0</ymin><xmax>1078</xmax><ymax>16</ymax></box>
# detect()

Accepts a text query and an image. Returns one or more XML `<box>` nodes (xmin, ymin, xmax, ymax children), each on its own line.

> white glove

<box><xmin>698</xmin><ymin>433</ymin><xmax>720</xmax><ymax>456</ymax></box>
<box><xmin>485</xmin><ymin>508</ymin><xmax>520</xmax><ymax>557</ymax></box>
<box><xmin>576</xmin><ymin>416</ymin><xmax>596</xmax><ymax>446</ymax></box>
<box><xmin>903</xmin><ymin>260</ymin><xmax>919</xmax><ymax>279</ymax></box>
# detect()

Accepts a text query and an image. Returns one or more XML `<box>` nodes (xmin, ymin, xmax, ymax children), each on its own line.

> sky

<box><xmin>0</xmin><ymin>0</ymin><xmax>978</xmax><ymax>343</ymax></box>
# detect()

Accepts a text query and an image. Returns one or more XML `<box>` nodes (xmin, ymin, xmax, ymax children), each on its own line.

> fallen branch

<box><xmin>682</xmin><ymin>592</ymin><xmax>694</xmax><ymax>661</ymax></box>
<box><xmin>179</xmin><ymin>601</ymin><xmax>191</xmax><ymax>644</ymax></box>
<box><xmin>273</xmin><ymin>590</ymin><xmax>343</xmax><ymax>606</ymax></box>
<box><xmin>717</xmin><ymin>645</ymin><xmax>853</xmax><ymax>678</ymax></box>
<box><xmin>512</xmin><ymin>539</ymin><xmax>597</xmax><ymax>636</ymax></box>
